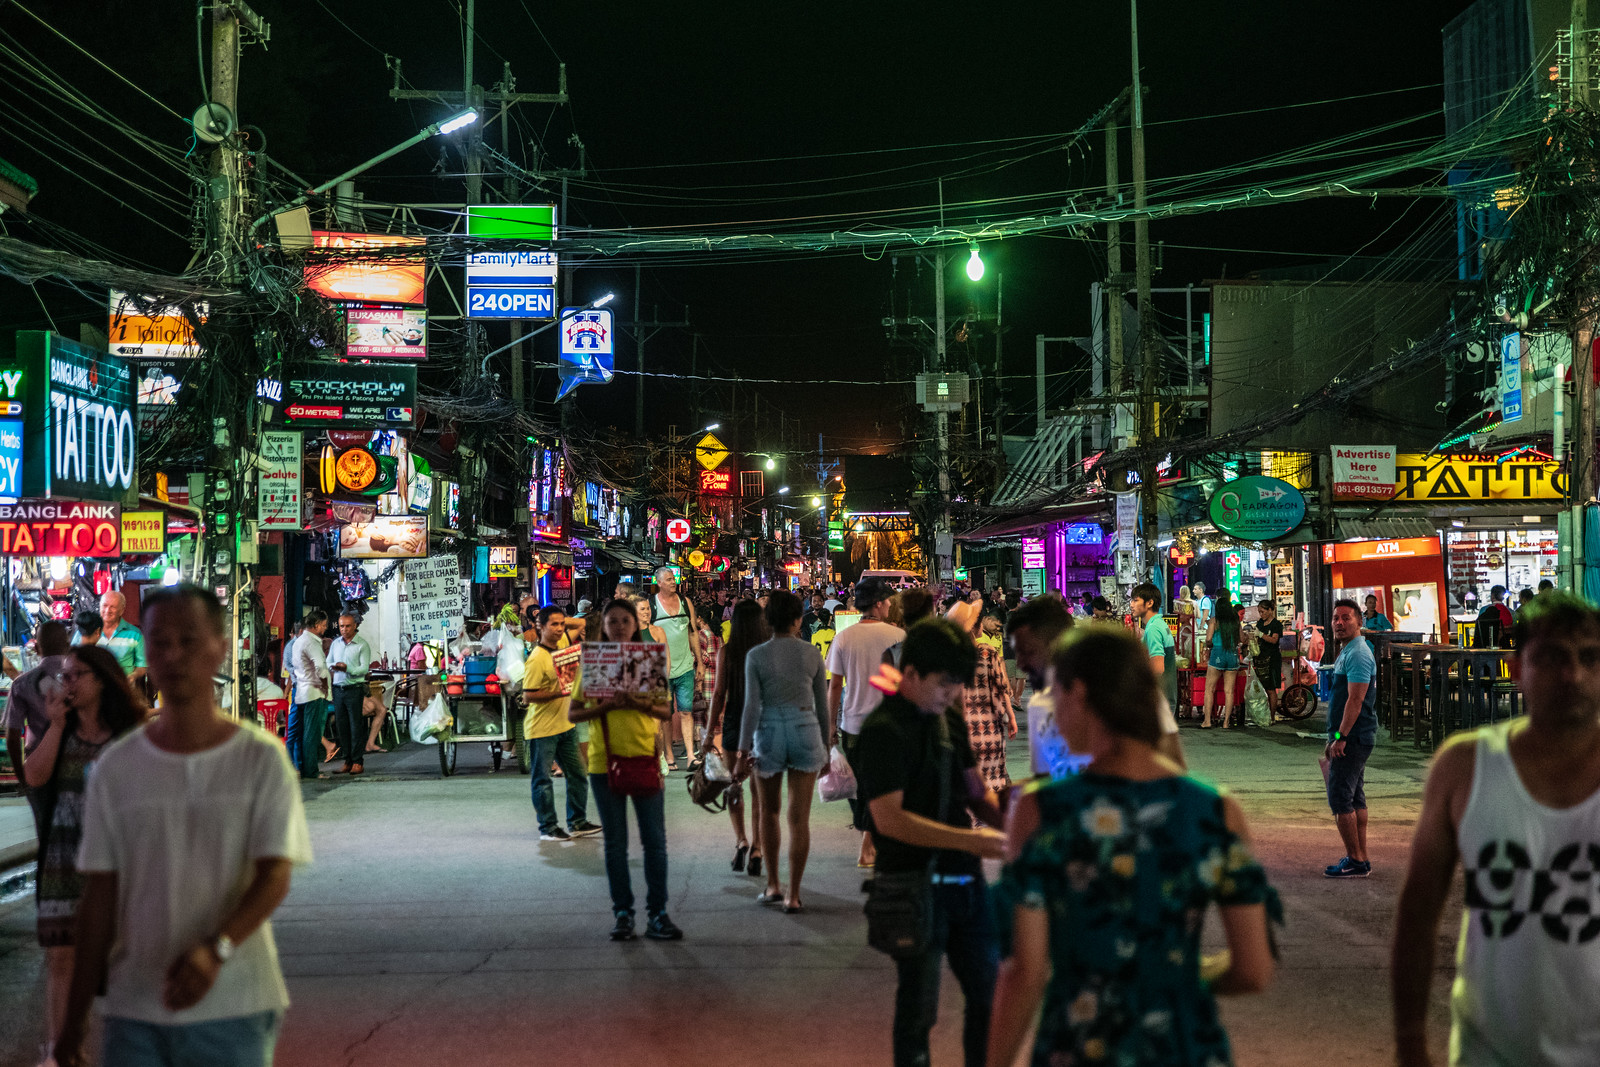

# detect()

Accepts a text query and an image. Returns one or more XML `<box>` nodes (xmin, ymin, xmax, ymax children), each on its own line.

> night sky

<box><xmin>0</xmin><ymin>0</ymin><xmax>1476</xmax><ymax>466</ymax></box>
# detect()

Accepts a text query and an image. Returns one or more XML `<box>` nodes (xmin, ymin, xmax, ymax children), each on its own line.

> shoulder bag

<box><xmin>599</xmin><ymin>710</ymin><xmax>664</xmax><ymax>797</ymax></box>
<box><xmin>862</xmin><ymin>715</ymin><xmax>952</xmax><ymax>959</ymax></box>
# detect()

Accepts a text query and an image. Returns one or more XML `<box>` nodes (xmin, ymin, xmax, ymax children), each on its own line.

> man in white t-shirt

<box><xmin>826</xmin><ymin>577</ymin><xmax>905</xmax><ymax>868</ymax></box>
<box><xmin>55</xmin><ymin>584</ymin><xmax>312</xmax><ymax>1067</ymax></box>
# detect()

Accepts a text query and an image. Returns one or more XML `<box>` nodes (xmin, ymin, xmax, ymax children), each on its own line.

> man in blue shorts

<box><xmin>1325</xmin><ymin>598</ymin><xmax>1378</xmax><ymax>878</ymax></box>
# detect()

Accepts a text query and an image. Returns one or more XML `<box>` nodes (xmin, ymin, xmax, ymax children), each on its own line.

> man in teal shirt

<box><xmin>1130</xmin><ymin>582</ymin><xmax>1186</xmax><ymax>768</ymax></box>
<box><xmin>71</xmin><ymin>590</ymin><xmax>146</xmax><ymax>686</ymax></box>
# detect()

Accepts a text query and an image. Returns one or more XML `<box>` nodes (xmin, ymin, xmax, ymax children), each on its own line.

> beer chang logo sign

<box><xmin>1208</xmin><ymin>475</ymin><xmax>1306</xmax><ymax>541</ymax></box>
<box><xmin>50</xmin><ymin>353</ymin><xmax>135</xmax><ymax>497</ymax></box>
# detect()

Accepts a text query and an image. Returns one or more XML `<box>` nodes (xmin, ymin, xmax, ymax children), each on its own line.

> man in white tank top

<box><xmin>1392</xmin><ymin>592</ymin><xmax>1600</xmax><ymax>1066</ymax></box>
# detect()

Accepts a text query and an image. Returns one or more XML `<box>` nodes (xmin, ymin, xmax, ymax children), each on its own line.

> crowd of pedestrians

<box><xmin>11</xmin><ymin>573</ymin><xmax>1600</xmax><ymax>1067</ymax></box>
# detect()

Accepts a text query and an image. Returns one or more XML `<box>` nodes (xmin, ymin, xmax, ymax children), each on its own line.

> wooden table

<box><xmin>1382</xmin><ymin>644</ymin><xmax>1519</xmax><ymax>750</ymax></box>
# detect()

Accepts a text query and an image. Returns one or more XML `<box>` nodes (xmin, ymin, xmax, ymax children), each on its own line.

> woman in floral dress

<box><xmin>949</xmin><ymin>600</ymin><xmax>1016</xmax><ymax>793</ymax></box>
<box><xmin>987</xmin><ymin>625</ymin><xmax>1280</xmax><ymax>1067</ymax></box>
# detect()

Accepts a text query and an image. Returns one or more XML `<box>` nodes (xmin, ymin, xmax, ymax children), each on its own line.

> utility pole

<box><xmin>390</xmin><ymin>31</ymin><xmax>568</xmax><ymax>376</ymax></box>
<box><xmin>1130</xmin><ymin>0</ymin><xmax>1160</xmax><ymax>589</ymax></box>
<box><xmin>204</xmin><ymin>0</ymin><xmax>269</xmax><ymax>718</ymax></box>
<box><xmin>1573</xmin><ymin>0</ymin><xmax>1597</xmax><ymax>593</ymax></box>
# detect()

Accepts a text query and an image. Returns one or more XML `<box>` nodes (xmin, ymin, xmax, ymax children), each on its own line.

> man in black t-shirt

<box><xmin>858</xmin><ymin>618</ymin><xmax>1006</xmax><ymax>1067</ymax></box>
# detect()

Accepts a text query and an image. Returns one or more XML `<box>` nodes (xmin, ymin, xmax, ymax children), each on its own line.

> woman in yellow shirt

<box><xmin>568</xmin><ymin>599</ymin><xmax>679</xmax><ymax>942</ymax></box>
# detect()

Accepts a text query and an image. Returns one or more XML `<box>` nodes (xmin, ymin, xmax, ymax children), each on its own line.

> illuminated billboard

<box><xmin>305</xmin><ymin>232</ymin><xmax>426</xmax><ymax>306</ymax></box>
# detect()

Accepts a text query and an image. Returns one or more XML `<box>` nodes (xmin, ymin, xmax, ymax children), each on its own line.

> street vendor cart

<box><xmin>436</xmin><ymin>691</ymin><xmax>522</xmax><ymax>776</ymax></box>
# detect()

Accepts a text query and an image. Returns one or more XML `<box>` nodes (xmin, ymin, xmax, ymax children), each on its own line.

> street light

<box><xmin>810</xmin><ymin>495</ymin><xmax>821</xmax><ymax>506</ymax></box>
<box><xmin>778</xmin><ymin>486</ymin><xmax>790</xmax><ymax>494</ymax></box>
<box><xmin>704</xmin><ymin>422</ymin><xmax>720</xmax><ymax>432</ymax></box>
<box><xmin>765</xmin><ymin>457</ymin><xmax>777</xmax><ymax>471</ymax></box>
<box><xmin>253</xmin><ymin>108</ymin><xmax>481</xmax><ymax>238</ymax></box>
<box><xmin>965</xmin><ymin>245</ymin><xmax>985</xmax><ymax>282</ymax></box>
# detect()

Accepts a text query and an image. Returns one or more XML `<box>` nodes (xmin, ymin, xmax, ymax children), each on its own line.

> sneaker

<box><xmin>610</xmin><ymin>912</ymin><xmax>636</xmax><ymax>941</ymax></box>
<box><xmin>1324</xmin><ymin>856</ymin><xmax>1371</xmax><ymax>878</ymax></box>
<box><xmin>645</xmin><ymin>912</ymin><xmax>684</xmax><ymax>940</ymax></box>
<box><xmin>569</xmin><ymin>820</ymin><xmax>603</xmax><ymax>838</ymax></box>
<box><xmin>540</xmin><ymin>827</ymin><xmax>573</xmax><ymax>842</ymax></box>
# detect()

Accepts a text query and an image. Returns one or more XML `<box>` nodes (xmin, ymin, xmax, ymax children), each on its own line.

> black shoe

<box><xmin>569</xmin><ymin>820</ymin><xmax>603</xmax><ymax>838</ymax></box>
<box><xmin>746</xmin><ymin>854</ymin><xmax>762</xmax><ymax>878</ymax></box>
<box><xmin>540</xmin><ymin>827</ymin><xmax>573</xmax><ymax>842</ymax></box>
<box><xmin>610</xmin><ymin>912</ymin><xmax>636</xmax><ymax>941</ymax></box>
<box><xmin>645</xmin><ymin>912</ymin><xmax>683</xmax><ymax>940</ymax></box>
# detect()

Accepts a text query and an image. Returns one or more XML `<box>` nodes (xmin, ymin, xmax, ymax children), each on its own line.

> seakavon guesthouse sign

<box><xmin>1208</xmin><ymin>475</ymin><xmax>1306</xmax><ymax>541</ymax></box>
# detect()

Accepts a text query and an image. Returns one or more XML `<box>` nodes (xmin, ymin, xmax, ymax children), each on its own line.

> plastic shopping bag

<box><xmin>1244</xmin><ymin>672</ymin><xmax>1272</xmax><ymax>728</ymax></box>
<box><xmin>817</xmin><ymin>744</ymin><xmax>857</xmax><ymax>802</ymax></box>
<box><xmin>410</xmin><ymin>693</ymin><xmax>452</xmax><ymax>745</ymax></box>
<box><xmin>495</xmin><ymin>626</ymin><xmax>527</xmax><ymax>686</ymax></box>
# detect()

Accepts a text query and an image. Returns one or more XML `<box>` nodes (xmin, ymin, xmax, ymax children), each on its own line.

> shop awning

<box><xmin>1334</xmin><ymin>515</ymin><xmax>1439</xmax><ymax>541</ymax></box>
<box><xmin>957</xmin><ymin>499</ymin><xmax>1109</xmax><ymax>541</ymax></box>
<box><xmin>592</xmin><ymin>543</ymin><xmax>660</xmax><ymax>572</ymax></box>
<box><xmin>534</xmin><ymin>544</ymin><xmax>574</xmax><ymax>569</ymax></box>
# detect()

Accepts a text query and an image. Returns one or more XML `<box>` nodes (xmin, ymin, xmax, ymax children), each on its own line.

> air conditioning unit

<box><xmin>916</xmin><ymin>373</ymin><xmax>969</xmax><ymax>412</ymax></box>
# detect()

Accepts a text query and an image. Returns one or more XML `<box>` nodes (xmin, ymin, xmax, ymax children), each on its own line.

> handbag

<box><xmin>686</xmin><ymin>753</ymin><xmax>730</xmax><ymax>812</ymax></box>
<box><xmin>862</xmin><ymin>714</ymin><xmax>952</xmax><ymax>959</ymax></box>
<box><xmin>863</xmin><ymin>864</ymin><xmax>935</xmax><ymax>958</ymax></box>
<box><xmin>600</xmin><ymin>711</ymin><xmax>664</xmax><ymax>797</ymax></box>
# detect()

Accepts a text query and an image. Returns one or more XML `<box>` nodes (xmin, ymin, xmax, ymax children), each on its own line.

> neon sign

<box><xmin>0</xmin><ymin>500</ymin><xmax>120</xmax><ymax>557</ymax></box>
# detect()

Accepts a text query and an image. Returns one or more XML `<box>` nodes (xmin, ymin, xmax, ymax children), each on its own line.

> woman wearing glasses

<box><xmin>24</xmin><ymin>645</ymin><xmax>149</xmax><ymax>1058</ymax></box>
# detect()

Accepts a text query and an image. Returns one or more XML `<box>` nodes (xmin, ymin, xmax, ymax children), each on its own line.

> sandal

<box><xmin>732</xmin><ymin>844</ymin><xmax>749</xmax><ymax>873</ymax></box>
<box><xmin>784</xmin><ymin>900</ymin><xmax>805</xmax><ymax>914</ymax></box>
<box><xmin>747</xmin><ymin>854</ymin><xmax>763</xmax><ymax>878</ymax></box>
<box><xmin>756</xmin><ymin>890</ymin><xmax>784</xmax><ymax>905</ymax></box>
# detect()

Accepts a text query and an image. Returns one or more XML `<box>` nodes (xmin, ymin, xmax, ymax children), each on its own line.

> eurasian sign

<box><xmin>1208</xmin><ymin>475</ymin><xmax>1307</xmax><ymax>541</ymax></box>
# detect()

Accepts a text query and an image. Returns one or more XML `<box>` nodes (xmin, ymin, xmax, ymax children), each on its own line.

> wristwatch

<box><xmin>212</xmin><ymin>934</ymin><xmax>236</xmax><ymax>963</ymax></box>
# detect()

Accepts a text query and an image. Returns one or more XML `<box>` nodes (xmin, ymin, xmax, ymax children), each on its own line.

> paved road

<box><xmin>0</xmin><ymin>722</ymin><xmax>1460</xmax><ymax>1066</ymax></box>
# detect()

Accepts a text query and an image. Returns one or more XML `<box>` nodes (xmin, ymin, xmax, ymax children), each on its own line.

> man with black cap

<box><xmin>827</xmin><ymin>576</ymin><xmax>906</xmax><ymax>868</ymax></box>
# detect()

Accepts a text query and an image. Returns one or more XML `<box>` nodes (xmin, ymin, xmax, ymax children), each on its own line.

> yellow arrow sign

<box><xmin>696</xmin><ymin>432</ymin><xmax>729</xmax><ymax>471</ymax></box>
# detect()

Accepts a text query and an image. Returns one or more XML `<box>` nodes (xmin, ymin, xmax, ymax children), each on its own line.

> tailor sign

<box><xmin>0</xmin><ymin>500</ymin><xmax>120</xmax><ymax>557</ymax></box>
<box><xmin>284</xmin><ymin>364</ymin><xmax>416</xmax><ymax>427</ymax></box>
<box><xmin>1208</xmin><ymin>475</ymin><xmax>1306</xmax><ymax>541</ymax></box>
<box><xmin>108</xmin><ymin>291</ymin><xmax>204</xmax><ymax>359</ymax></box>
<box><xmin>4</xmin><ymin>333</ymin><xmax>136</xmax><ymax>501</ymax></box>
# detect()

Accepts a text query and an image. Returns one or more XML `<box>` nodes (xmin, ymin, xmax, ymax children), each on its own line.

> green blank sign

<box><xmin>466</xmin><ymin>204</ymin><xmax>558</xmax><ymax>240</ymax></box>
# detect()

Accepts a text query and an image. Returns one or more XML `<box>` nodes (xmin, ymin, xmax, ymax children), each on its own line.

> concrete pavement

<box><xmin>0</xmin><ymin>722</ymin><xmax>1461</xmax><ymax>1067</ymax></box>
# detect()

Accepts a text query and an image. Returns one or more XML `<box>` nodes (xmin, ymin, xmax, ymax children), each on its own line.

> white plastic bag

<box><xmin>817</xmin><ymin>744</ymin><xmax>856</xmax><ymax>802</ymax></box>
<box><xmin>701</xmin><ymin>748</ymin><xmax>732</xmax><ymax>783</ymax></box>
<box><xmin>495</xmin><ymin>626</ymin><xmax>527</xmax><ymax>686</ymax></box>
<box><xmin>410</xmin><ymin>693</ymin><xmax>452</xmax><ymax>745</ymax></box>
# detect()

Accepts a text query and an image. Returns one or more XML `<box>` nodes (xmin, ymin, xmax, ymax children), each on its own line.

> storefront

<box><xmin>1323</xmin><ymin>536</ymin><xmax>1447</xmax><ymax>639</ymax></box>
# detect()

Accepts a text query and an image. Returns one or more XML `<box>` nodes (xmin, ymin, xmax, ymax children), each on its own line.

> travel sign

<box><xmin>1208</xmin><ymin>475</ymin><xmax>1306</xmax><ymax>541</ymax></box>
<box><xmin>3</xmin><ymin>332</ymin><xmax>136</xmax><ymax>501</ymax></box>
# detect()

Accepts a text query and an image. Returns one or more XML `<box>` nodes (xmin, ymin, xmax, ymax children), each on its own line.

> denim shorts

<box><xmin>668</xmin><ymin>671</ymin><xmax>696</xmax><ymax>715</ymax></box>
<box><xmin>751</xmin><ymin>704</ymin><xmax>828</xmax><ymax>778</ymax></box>
<box><xmin>104</xmin><ymin>1011</ymin><xmax>282</xmax><ymax>1067</ymax></box>
<box><xmin>1208</xmin><ymin>650</ymin><xmax>1241</xmax><ymax>671</ymax></box>
<box><xmin>1326</xmin><ymin>740</ymin><xmax>1373</xmax><ymax>815</ymax></box>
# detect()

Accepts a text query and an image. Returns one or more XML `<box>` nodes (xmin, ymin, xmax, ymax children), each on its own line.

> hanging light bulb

<box><xmin>965</xmin><ymin>246</ymin><xmax>985</xmax><ymax>281</ymax></box>
<box><xmin>48</xmin><ymin>557</ymin><xmax>69</xmax><ymax>581</ymax></box>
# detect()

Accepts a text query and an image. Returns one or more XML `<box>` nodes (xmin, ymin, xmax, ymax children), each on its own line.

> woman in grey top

<box><xmin>734</xmin><ymin>589</ymin><xmax>829</xmax><ymax>914</ymax></box>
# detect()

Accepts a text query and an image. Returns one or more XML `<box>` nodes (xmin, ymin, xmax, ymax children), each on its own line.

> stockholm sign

<box><xmin>4</xmin><ymin>333</ymin><xmax>136</xmax><ymax>501</ymax></box>
<box><xmin>1208</xmin><ymin>475</ymin><xmax>1306</xmax><ymax>541</ymax></box>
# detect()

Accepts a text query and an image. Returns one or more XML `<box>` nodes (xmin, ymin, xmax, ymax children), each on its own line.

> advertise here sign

<box><xmin>0</xmin><ymin>500</ymin><xmax>120</xmax><ymax>556</ymax></box>
<box><xmin>1331</xmin><ymin>445</ymin><xmax>1396</xmax><ymax>501</ymax></box>
<box><xmin>284</xmin><ymin>364</ymin><xmax>416</xmax><ymax>427</ymax></box>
